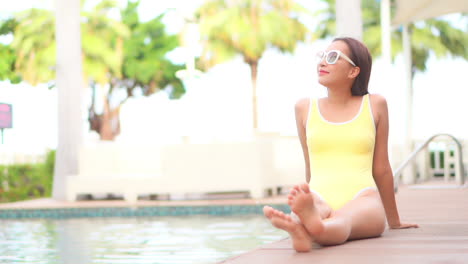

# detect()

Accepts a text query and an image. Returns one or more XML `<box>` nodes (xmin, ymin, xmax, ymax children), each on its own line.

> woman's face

<box><xmin>317</xmin><ymin>40</ymin><xmax>357</xmax><ymax>87</ymax></box>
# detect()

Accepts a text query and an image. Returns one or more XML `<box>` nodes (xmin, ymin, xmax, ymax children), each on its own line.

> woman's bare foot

<box><xmin>263</xmin><ymin>205</ymin><xmax>313</xmax><ymax>252</ymax></box>
<box><xmin>288</xmin><ymin>184</ymin><xmax>325</xmax><ymax>237</ymax></box>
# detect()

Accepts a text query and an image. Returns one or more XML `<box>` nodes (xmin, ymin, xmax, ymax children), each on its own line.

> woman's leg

<box><xmin>290</xmin><ymin>184</ymin><xmax>386</xmax><ymax>246</ymax></box>
<box><xmin>263</xmin><ymin>206</ymin><xmax>313</xmax><ymax>252</ymax></box>
<box><xmin>287</xmin><ymin>185</ymin><xmax>332</xmax><ymax>237</ymax></box>
<box><xmin>263</xmin><ymin>184</ymin><xmax>334</xmax><ymax>252</ymax></box>
<box><xmin>288</xmin><ymin>185</ymin><xmax>333</xmax><ymax>220</ymax></box>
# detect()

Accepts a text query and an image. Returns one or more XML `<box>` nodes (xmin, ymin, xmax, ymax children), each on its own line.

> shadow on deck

<box><xmin>220</xmin><ymin>182</ymin><xmax>468</xmax><ymax>264</ymax></box>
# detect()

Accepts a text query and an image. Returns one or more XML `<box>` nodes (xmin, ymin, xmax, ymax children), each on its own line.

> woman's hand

<box><xmin>390</xmin><ymin>222</ymin><xmax>419</xmax><ymax>229</ymax></box>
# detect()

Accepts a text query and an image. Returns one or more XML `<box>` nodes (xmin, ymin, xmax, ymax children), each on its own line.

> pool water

<box><xmin>0</xmin><ymin>215</ymin><xmax>287</xmax><ymax>264</ymax></box>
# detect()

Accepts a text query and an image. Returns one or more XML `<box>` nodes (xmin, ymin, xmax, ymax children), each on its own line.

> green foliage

<box><xmin>0</xmin><ymin>150</ymin><xmax>55</xmax><ymax>203</ymax></box>
<box><xmin>119</xmin><ymin>2</ymin><xmax>185</xmax><ymax>99</ymax></box>
<box><xmin>81</xmin><ymin>0</ymin><xmax>130</xmax><ymax>84</ymax></box>
<box><xmin>195</xmin><ymin>0</ymin><xmax>310</xmax><ymax>129</ymax></box>
<box><xmin>9</xmin><ymin>1</ymin><xmax>183</xmax><ymax>139</ymax></box>
<box><xmin>10</xmin><ymin>0</ymin><xmax>183</xmax><ymax>97</ymax></box>
<box><xmin>0</xmin><ymin>18</ymin><xmax>21</xmax><ymax>83</ymax></box>
<box><xmin>0</xmin><ymin>17</ymin><xmax>18</xmax><ymax>35</ymax></box>
<box><xmin>195</xmin><ymin>0</ymin><xmax>310</xmax><ymax>68</ymax></box>
<box><xmin>316</xmin><ymin>0</ymin><xmax>468</xmax><ymax>75</ymax></box>
<box><xmin>429</xmin><ymin>150</ymin><xmax>456</xmax><ymax>177</ymax></box>
<box><xmin>83</xmin><ymin>1</ymin><xmax>185</xmax><ymax>139</ymax></box>
<box><xmin>12</xmin><ymin>8</ymin><xmax>56</xmax><ymax>85</ymax></box>
<box><xmin>314</xmin><ymin>0</ymin><xmax>336</xmax><ymax>40</ymax></box>
<box><xmin>10</xmin><ymin>2</ymin><xmax>129</xmax><ymax>86</ymax></box>
<box><xmin>0</xmin><ymin>44</ymin><xmax>21</xmax><ymax>84</ymax></box>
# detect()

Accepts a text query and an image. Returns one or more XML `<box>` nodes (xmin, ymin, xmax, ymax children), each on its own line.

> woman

<box><xmin>263</xmin><ymin>37</ymin><xmax>418</xmax><ymax>252</ymax></box>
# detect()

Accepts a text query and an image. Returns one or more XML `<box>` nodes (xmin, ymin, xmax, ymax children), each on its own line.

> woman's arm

<box><xmin>371</xmin><ymin>94</ymin><xmax>418</xmax><ymax>229</ymax></box>
<box><xmin>295</xmin><ymin>98</ymin><xmax>311</xmax><ymax>183</ymax></box>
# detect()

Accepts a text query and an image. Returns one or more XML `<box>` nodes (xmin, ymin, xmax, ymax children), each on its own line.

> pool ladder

<box><xmin>393</xmin><ymin>133</ymin><xmax>466</xmax><ymax>192</ymax></box>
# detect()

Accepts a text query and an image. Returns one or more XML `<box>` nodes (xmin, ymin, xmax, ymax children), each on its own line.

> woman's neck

<box><xmin>326</xmin><ymin>86</ymin><xmax>354</xmax><ymax>105</ymax></box>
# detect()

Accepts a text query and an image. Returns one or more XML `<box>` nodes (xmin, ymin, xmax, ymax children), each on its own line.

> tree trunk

<box><xmin>88</xmin><ymin>102</ymin><xmax>121</xmax><ymax>141</ymax></box>
<box><xmin>248</xmin><ymin>60</ymin><xmax>259</xmax><ymax>130</ymax></box>
<box><xmin>99</xmin><ymin>100</ymin><xmax>120</xmax><ymax>141</ymax></box>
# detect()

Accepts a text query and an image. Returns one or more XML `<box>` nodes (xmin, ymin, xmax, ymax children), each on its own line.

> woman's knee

<box><xmin>345</xmin><ymin>196</ymin><xmax>386</xmax><ymax>239</ymax></box>
<box><xmin>369</xmin><ymin>212</ymin><xmax>386</xmax><ymax>235</ymax></box>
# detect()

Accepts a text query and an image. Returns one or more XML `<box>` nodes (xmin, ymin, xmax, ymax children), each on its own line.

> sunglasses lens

<box><xmin>326</xmin><ymin>51</ymin><xmax>339</xmax><ymax>64</ymax></box>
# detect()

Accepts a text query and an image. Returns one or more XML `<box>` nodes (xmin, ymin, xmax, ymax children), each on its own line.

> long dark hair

<box><xmin>333</xmin><ymin>37</ymin><xmax>372</xmax><ymax>95</ymax></box>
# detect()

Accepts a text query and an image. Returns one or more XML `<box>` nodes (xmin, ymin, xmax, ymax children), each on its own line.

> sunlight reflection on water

<box><xmin>0</xmin><ymin>215</ymin><xmax>286</xmax><ymax>264</ymax></box>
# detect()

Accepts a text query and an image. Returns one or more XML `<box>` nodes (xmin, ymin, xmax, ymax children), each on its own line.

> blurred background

<box><xmin>0</xmin><ymin>1</ymin><xmax>467</xmax><ymax>263</ymax></box>
<box><xmin>0</xmin><ymin>0</ymin><xmax>467</xmax><ymax>203</ymax></box>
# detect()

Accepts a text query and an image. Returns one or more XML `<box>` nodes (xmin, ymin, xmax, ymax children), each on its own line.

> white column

<box><xmin>402</xmin><ymin>24</ymin><xmax>415</xmax><ymax>184</ymax></box>
<box><xmin>53</xmin><ymin>0</ymin><xmax>83</xmax><ymax>200</ymax></box>
<box><xmin>336</xmin><ymin>0</ymin><xmax>363</xmax><ymax>40</ymax></box>
<box><xmin>380</xmin><ymin>0</ymin><xmax>398</xmax><ymax>178</ymax></box>
<box><xmin>381</xmin><ymin>0</ymin><xmax>391</xmax><ymax>65</ymax></box>
<box><xmin>176</xmin><ymin>21</ymin><xmax>202</xmax><ymax>81</ymax></box>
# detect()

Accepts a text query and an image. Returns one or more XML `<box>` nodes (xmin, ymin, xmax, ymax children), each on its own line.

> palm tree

<box><xmin>315</xmin><ymin>0</ymin><xmax>468</xmax><ymax>75</ymax></box>
<box><xmin>11</xmin><ymin>1</ymin><xmax>129</xmax><ymax>141</ymax></box>
<box><xmin>0</xmin><ymin>18</ymin><xmax>21</xmax><ymax>83</ymax></box>
<box><xmin>88</xmin><ymin>1</ymin><xmax>185</xmax><ymax>140</ymax></box>
<box><xmin>195</xmin><ymin>0</ymin><xmax>309</xmax><ymax>130</ymax></box>
<box><xmin>81</xmin><ymin>0</ymin><xmax>129</xmax><ymax>85</ymax></box>
<box><xmin>11</xmin><ymin>8</ymin><xmax>56</xmax><ymax>85</ymax></box>
<box><xmin>11</xmin><ymin>1</ymin><xmax>184</xmax><ymax>141</ymax></box>
<box><xmin>12</xmin><ymin>1</ymin><xmax>128</xmax><ymax>85</ymax></box>
<box><xmin>82</xmin><ymin>0</ymin><xmax>131</xmax><ymax>141</ymax></box>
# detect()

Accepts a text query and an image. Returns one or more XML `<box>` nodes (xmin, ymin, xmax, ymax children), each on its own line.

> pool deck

<box><xmin>219</xmin><ymin>181</ymin><xmax>468</xmax><ymax>264</ymax></box>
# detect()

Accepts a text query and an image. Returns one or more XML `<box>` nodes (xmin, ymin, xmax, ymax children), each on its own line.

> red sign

<box><xmin>0</xmin><ymin>103</ymin><xmax>12</xmax><ymax>128</ymax></box>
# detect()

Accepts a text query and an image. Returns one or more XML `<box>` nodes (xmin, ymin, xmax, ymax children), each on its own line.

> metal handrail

<box><xmin>393</xmin><ymin>133</ymin><xmax>465</xmax><ymax>191</ymax></box>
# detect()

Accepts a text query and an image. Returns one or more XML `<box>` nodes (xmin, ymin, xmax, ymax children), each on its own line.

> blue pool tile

<box><xmin>0</xmin><ymin>202</ymin><xmax>289</xmax><ymax>219</ymax></box>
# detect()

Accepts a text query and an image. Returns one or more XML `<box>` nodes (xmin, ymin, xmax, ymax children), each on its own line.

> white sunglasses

<box><xmin>316</xmin><ymin>50</ymin><xmax>356</xmax><ymax>66</ymax></box>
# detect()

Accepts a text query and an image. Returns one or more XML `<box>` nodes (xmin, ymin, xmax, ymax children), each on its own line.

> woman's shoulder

<box><xmin>368</xmin><ymin>94</ymin><xmax>389</xmax><ymax>123</ymax></box>
<box><xmin>295</xmin><ymin>97</ymin><xmax>311</xmax><ymax>112</ymax></box>
<box><xmin>368</xmin><ymin>94</ymin><xmax>388</xmax><ymax>109</ymax></box>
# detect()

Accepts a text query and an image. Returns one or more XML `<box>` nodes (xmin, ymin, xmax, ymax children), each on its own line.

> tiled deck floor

<box><xmin>220</xmin><ymin>182</ymin><xmax>468</xmax><ymax>264</ymax></box>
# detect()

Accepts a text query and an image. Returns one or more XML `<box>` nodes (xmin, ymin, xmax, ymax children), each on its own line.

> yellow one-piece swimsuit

<box><xmin>306</xmin><ymin>94</ymin><xmax>377</xmax><ymax>210</ymax></box>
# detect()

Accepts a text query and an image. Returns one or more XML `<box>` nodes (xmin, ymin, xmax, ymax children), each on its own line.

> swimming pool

<box><xmin>0</xmin><ymin>215</ymin><xmax>286</xmax><ymax>264</ymax></box>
